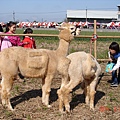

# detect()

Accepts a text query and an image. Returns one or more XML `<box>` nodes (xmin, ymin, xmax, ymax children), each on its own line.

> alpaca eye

<box><xmin>71</xmin><ymin>28</ymin><xmax>74</xmax><ymax>30</ymax></box>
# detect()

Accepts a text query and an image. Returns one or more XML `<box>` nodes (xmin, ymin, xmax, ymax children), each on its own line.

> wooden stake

<box><xmin>94</xmin><ymin>20</ymin><xmax>97</xmax><ymax>59</ymax></box>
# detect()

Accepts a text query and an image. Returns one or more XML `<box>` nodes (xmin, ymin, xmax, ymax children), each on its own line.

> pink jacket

<box><xmin>1</xmin><ymin>32</ymin><xmax>24</xmax><ymax>51</ymax></box>
<box><xmin>1</xmin><ymin>36</ymin><xmax>12</xmax><ymax>51</ymax></box>
<box><xmin>7</xmin><ymin>32</ymin><xmax>24</xmax><ymax>46</ymax></box>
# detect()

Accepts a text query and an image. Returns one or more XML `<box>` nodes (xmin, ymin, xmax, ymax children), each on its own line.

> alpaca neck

<box><xmin>56</xmin><ymin>39</ymin><xmax>70</xmax><ymax>57</ymax></box>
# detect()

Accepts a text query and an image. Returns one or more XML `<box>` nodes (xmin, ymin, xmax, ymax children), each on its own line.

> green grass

<box><xmin>81</xmin><ymin>31</ymin><xmax>120</xmax><ymax>36</ymax></box>
<box><xmin>16</xmin><ymin>28</ymin><xmax>120</xmax><ymax>41</ymax></box>
<box><xmin>16</xmin><ymin>28</ymin><xmax>120</xmax><ymax>36</ymax></box>
<box><xmin>16</xmin><ymin>29</ymin><xmax>59</xmax><ymax>34</ymax></box>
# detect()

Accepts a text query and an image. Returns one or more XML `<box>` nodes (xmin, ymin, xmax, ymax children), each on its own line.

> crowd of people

<box><xmin>0</xmin><ymin>21</ymin><xmax>36</xmax><ymax>51</ymax></box>
<box><xmin>0</xmin><ymin>21</ymin><xmax>36</xmax><ymax>82</ymax></box>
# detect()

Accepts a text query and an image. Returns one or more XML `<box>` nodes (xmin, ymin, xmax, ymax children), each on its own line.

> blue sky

<box><xmin>0</xmin><ymin>0</ymin><xmax>120</xmax><ymax>22</ymax></box>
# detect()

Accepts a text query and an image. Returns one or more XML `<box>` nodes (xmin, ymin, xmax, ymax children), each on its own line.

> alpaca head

<box><xmin>57</xmin><ymin>23</ymin><xmax>81</xmax><ymax>42</ymax></box>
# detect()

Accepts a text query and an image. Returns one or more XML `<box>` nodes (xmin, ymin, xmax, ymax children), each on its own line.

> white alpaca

<box><xmin>57</xmin><ymin>51</ymin><xmax>101</xmax><ymax>112</ymax></box>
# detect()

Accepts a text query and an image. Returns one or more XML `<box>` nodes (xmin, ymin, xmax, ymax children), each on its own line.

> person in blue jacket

<box><xmin>108</xmin><ymin>42</ymin><xmax>120</xmax><ymax>87</ymax></box>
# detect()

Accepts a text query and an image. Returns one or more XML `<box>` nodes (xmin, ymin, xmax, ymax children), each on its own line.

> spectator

<box><xmin>22</xmin><ymin>28</ymin><xmax>36</xmax><ymax>49</ymax></box>
<box><xmin>1</xmin><ymin>21</ymin><xmax>28</xmax><ymax>51</ymax></box>
<box><xmin>108</xmin><ymin>42</ymin><xmax>120</xmax><ymax>87</ymax></box>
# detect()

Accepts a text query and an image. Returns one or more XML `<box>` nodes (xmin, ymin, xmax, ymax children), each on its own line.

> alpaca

<box><xmin>0</xmin><ymin>23</ymin><xmax>81</xmax><ymax>111</ymax></box>
<box><xmin>57</xmin><ymin>51</ymin><xmax>101</xmax><ymax>113</ymax></box>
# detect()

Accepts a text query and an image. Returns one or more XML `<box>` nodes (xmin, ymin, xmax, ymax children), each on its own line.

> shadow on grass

<box><xmin>10</xmin><ymin>88</ymin><xmax>59</xmax><ymax>109</ymax></box>
<box><xmin>70</xmin><ymin>91</ymin><xmax>105</xmax><ymax>110</ymax></box>
<box><xmin>10</xmin><ymin>89</ymin><xmax>42</xmax><ymax>108</ymax></box>
<box><xmin>70</xmin><ymin>90</ymin><xmax>105</xmax><ymax>110</ymax></box>
<box><xmin>10</xmin><ymin>85</ymin><xmax>105</xmax><ymax>111</ymax></box>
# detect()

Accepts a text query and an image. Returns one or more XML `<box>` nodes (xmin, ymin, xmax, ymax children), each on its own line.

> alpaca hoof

<box><xmin>65</xmin><ymin>108</ymin><xmax>70</xmax><ymax>113</ymax></box>
<box><xmin>65</xmin><ymin>105</ymin><xmax>70</xmax><ymax>113</ymax></box>
<box><xmin>18</xmin><ymin>78</ymin><xmax>25</xmax><ymax>83</ymax></box>
<box><xmin>8</xmin><ymin>105</ymin><xmax>14</xmax><ymax>111</ymax></box>
<box><xmin>47</xmin><ymin>105</ymin><xmax>51</xmax><ymax>108</ymax></box>
<box><xmin>66</xmin><ymin>109</ymin><xmax>70</xmax><ymax>113</ymax></box>
<box><xmin>59</xmin><ymin>109</ymin><xmax>65</xmax><ymax>114</ymax></box>
<box><xmin>42</xmin><ymin>102</ymin><xmax>51</xmax><ymax>108</ymax></box>
<box><xmin>2</xmin><ymin>104</ymin><xmax>14</xmax><ymax>111</ymax></box>
<box><xmin>9</xmin><ymin>107</ymin><xmax>14</xmax><ymax>111</ymax></box>
<box><xmin>90</xmin><ymin>107</ymin><xmax>95</xmax><ymax>111</ymax></box>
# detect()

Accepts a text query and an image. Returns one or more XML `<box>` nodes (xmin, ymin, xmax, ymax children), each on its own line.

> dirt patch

<box><xmin>0</xmin><ymin>62</ymin><xmax>120</xmax><ymax>120</ymax></box>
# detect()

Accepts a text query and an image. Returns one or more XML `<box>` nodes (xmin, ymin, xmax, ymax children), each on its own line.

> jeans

<box><xmin>117</xmin><ymin>67</ymin><xmax>120</xmax><ymax>84</ymax></box>
<box><xmin>112</xmin><ymin>70</ymin><xmax>118</xmax><ymax>84</ymax></box>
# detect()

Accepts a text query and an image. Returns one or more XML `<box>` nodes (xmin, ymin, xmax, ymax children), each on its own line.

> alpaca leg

<box><xmin>59</xmin><ymin>58</ymin><xmax>70</xmax><ymax>88</ymax></box>
<box><xmin>42</xmin><ymin>75</ymin><xmax>54</xmax><ymax>107</ymax></box>
<box><xmin>42</xmin><ymin>79</ymin><xmax>45</xmax><ymax>104</ymax></box>
<box><xmin>65</xmin><ymin>80</ymin><xmax>81</xmax><ymax>112</ymax></box>
<box><xmin>84</xmin><ymin>87</ymin><xmax>90</xmax><ymax>105</ymax></box>
<box><xmin>84</xmin><ymin>81</ymin><xmax>90</xmax><ymax>105</ymax></box>
<box><xmin>89</xmin><ymin>90</ymin><xmax>96</xmax><ymax>110</ymax></box>
<box><xmin>57</xmin><ymin>87</ymin><xmax>71</xmax><ymax>113</ymax></box>
<box><xmin>58</xmin><ymin>79</ymin><xmax>80</xmax><ymax>113</ymax></box>
<box><xmin>89</xmin><ymin>80</ymin><xmax>97</xmax><ymax>110</ymax></box>
<box><xmin>63</xmin><ymin>89</ymin><xmax>71</xmax><ymax>113</ymax></box>
<box><xmin>1</xmin><ymin>76</ymin><xmax>14</xmax><ymax>111</ymax></box>
<box><xmin>61</xmin><ymin>74</ymin><xmax>69</xmax><ymax>88</ymax></box>
<box><xmin>57</xmin><ymin>89</ymin><xmax>64</xmax><ymax>112</ymax></box>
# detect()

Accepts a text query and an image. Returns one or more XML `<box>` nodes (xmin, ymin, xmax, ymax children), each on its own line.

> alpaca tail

<box><xmin>83</xmin><ymin>54</ymin><xmax>96</xmax><ymax>79</ymax></box>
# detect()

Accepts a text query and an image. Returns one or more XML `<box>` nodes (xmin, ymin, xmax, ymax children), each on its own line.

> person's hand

<box><xmin>109</xmin><ymin>70</ymin><xmax>113</xmax><ymax>73</ymax></box>
<box><xmin>109</xmin><ymin>58</ymin><xmax>113</xmax><ymax>62</ymax></box>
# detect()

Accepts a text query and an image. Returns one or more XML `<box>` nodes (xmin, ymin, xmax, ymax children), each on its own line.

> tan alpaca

<box><xmin>57</xmin><ymin>51</ymin><xmax>101</xmax><ymax>113</ymax></box>
<box><xmin>0</xmin><ymin>23</ymin><xmax>81</xmax><ymax>111</ymax></box>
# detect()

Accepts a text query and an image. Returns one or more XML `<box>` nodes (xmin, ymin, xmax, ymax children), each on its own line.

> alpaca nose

<box><xmin>74</xmin><ymin>32</ymin><xmax>76</xmax><ymax>36</ymax></box>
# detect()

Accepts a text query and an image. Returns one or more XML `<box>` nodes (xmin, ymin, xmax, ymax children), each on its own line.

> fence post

<box><xmin>94</xmin><ymin>20</ymin><xmax>97</xmax><ymax>59</ymax></box>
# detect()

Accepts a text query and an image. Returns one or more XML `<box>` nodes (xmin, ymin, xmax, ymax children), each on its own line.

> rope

<box><xmin>90</xmin><ymin>34</ymin><xmax>98</xmax><ymax>54</ymax></box>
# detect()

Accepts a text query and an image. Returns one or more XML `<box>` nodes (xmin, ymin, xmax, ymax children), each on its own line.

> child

<box><xmin>0</xmin><ymin>25</ymin><xmax>11</xmax><ymax>52</ymax></box>
<box><xmin>22</xmin><ymin>28</ymin><xmax>36</xmax><ymax>49</ymax></box>
<box><xmin>108</xmin><ymin>42</ymin><xmax>120</xmax><ymax>87</ymax></box>
<box><xmin>1</xmin><ymin>21</ymin><xmax>28</xmax><ymax>51</ymax></box>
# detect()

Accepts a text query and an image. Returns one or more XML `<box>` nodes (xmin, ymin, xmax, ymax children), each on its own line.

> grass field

<box><xmin>0</xmin><ymin>29</ymin><xmax>120</xmax><ymax>119</ymax></box>
<box><xmin>16</xmin><ymin>28</ymin><xmax>120</xmax><ymax>36</ymax></box>
<box><xmin>16</xmin><ymin>28</ymin><xmax>120</xmax><ymax>59</ymax></box>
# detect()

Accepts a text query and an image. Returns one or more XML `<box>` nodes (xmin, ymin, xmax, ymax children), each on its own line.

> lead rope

<box><xmin>90</xmin><ymin>34</ymin><xmax>98</xmax><ymax>55</ymax></box>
